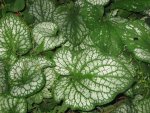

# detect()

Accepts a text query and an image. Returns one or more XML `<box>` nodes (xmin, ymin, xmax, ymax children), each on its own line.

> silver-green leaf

<box><xmin>27</xmin><ymin>68</ymin><xmax>57</xmax><ymax>104</ymax></box>
<box><xmin>0</xmin><ymin>14</ymin><xmax>31</xmax><ymax>59</ymax></box>
<box><xmin>0</xmin><ymin>95</ymin><xmax>27</xmax><ymax>113</ymax></box>
<box><xmin>52</xmin><ymin>47</ymin><xmax>134</xmax><ymax>111</ymax></box>
<box><xmin>29</xmin><ymin>0</ymin><xmax>55</xmax><ymax>23</ymax></box>
<box><xmin>9</xmin><ymin>57</ymin><xmax>52</xmax><ymax>97</ymax></box>
<box><xmin>33</xmin><ymin>22</ymin><xmax>66</xmax><ymax>51</ymax></box>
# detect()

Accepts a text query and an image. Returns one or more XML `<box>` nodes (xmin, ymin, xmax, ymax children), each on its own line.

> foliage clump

<box><xmin>0</xmin><ymin>0</ymin><xmax>150</xmax><ymax>113</ymax></box>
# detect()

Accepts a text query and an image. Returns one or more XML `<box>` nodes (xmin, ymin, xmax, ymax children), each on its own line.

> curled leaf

<box><xmin>33</xmin><ymin>22</ymin><xmax>66</xmax><ymax>51</ymax></box>
<box><xmin>27</xmin><ymin>68</ymin><xmax>57</xmax><ymax>104</ymax></box>
<box><xmin>43</xmin><ymin>68</ymin><xmax>57</xmax><ymax>97</ymax></box>
<box><xmin>9</xmin><ymin>57</ymin><xmax>52</xmax><ymax>97</ymax></box>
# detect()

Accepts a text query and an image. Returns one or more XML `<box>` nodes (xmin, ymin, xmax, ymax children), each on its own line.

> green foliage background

<box><xmin>0</xmin><ymin>0</ymin><xmax>150</xmax><ymax>113</ymax></box>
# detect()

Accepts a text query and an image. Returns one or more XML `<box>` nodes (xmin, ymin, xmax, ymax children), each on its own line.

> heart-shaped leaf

<box><xmin>9</xmin><ymin>57</ymin><xmax>52</xmax><ymax>97</ymax></box>
<box><xmin>0</xmin><ymin>95</ymin><xmax>27</xmax><ymax>113</ymax></box>
<box><xmin>52</xmin><ymin>47</ymin><xmax>134</xmax><ymax>111</ymax></box>
<box><xmin>33</xmin><ymin>22</ymin><xmax>66</xmax><ymax>51</ymax></box>
<box><xmin>0</xmin><ymin>14</ymin><xmax>31</xmax><ymax>59</ymax></box>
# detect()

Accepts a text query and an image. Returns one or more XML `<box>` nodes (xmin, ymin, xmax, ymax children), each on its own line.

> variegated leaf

<box><xmin>52</xmin><ymin>47</ymin><xmax>134</xmax><ymax>111</ymax></box>
<box><xmin>29</xmin><ymin>0</ymin><xmax>55</xmax><ymax>22</ymax></box>
<box><xmin>0</xmin><ymin>14</ymin><xmax>31</xmax><ymax>59</ymax></box>
<box><xmin>33</xmin><ymin>22</ymin><xmax>66</xmax><ymax>51</ymax></box>
<box><xmin>27</xmin><ymin>68</ymin><xmax>57</xmax><ymax>104</ymax></box>
<box><xmin>0</xmin><ymin>95</ymin><xmax>27</xmax><ymax>113</ymax></box>
<box><xmin>9</xmin><ymin>57</ymin><xmax>52</xmax><ymax>97</ymax></box>
<box><xmin>134</xmin><ymin>98</ymin><xmax>150</xmax><ymax>113</ymax></box>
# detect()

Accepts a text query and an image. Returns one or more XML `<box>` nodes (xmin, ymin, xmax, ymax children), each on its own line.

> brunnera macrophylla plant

<box><xmin>52</xmin><ymin>47</ymin><xmax>134</xmax><ymax>110</ymax></box>
<box><xmin>0</xmin><ymin>0</ymin><xmax>150</xmax><ymax>113</ymax></box>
